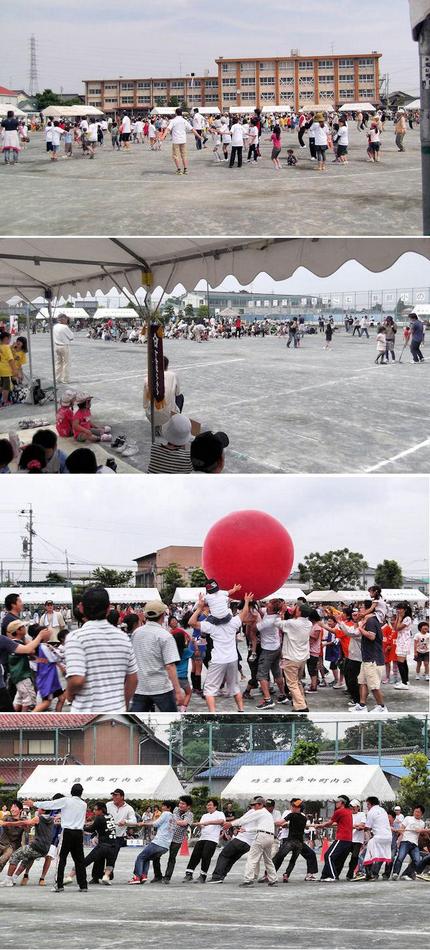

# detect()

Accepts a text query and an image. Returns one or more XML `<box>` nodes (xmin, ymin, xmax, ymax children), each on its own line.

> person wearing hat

<box><xmin>6</xmin><ymin>620</ymin><xmax>37</xmax><ymax>711</ymax></box>
<box><xmin>273</xmin><ymin>799</ymin><xmax>319</xmax><ymax>882</ymax></box>
<box><xmin>394</xmin><ymin>110</ymin><xmax>407</xmax><ymax>152</ymax></box>
<box><xmin>319</xmin><ymin>796</ymin><xmax>353</xmax><ymax>881</ymax></box>
<box><xmin>147</xmin><ymin>414</ymin><xmax>193</xmax><ymax>474</ymax></box>
<box><xmin>130</xmin><ymin>600</ymin><xmax>185</xmax><ymax>712</ymax></box>
<box><xmin>53</xmin><ymin>314</ymin><xmax>74</xmax><ymax>384</ymax></box>
<box><xmin>309</xmin><ymin>112</ymin><xmax>330</xmax><ymax>172</ymax></box>
<box><xmin>72</xmin><ymin>393</ymin><xmax>112</xmax><ymax>444</ymax></box>
<box><xmin>346</xmin><ymin>800</ymin><xmax>367</xmax><ymax>880</ymax></box>
<box><xmin>224</xmin><ymin>797</ymin><xmax>278</xmax><ymax>887</ymax></box>
<box><xmin>105</xmin><ymin>789</ymin><xmax>137</xmax><ymax>883</ymax></box>
<box><xmin>64</xmin><ymin>586</ymin><xmax>138</xmax><ymax>713</ymax></box>
<box><xmin>190</xmin><ymin>430</ymin><xmax>229</xmax><ymax>473</ymax></box>
<box><xmin>39</xmin><ymin>600</ymin><xmax>66</xmax><ymax>643</ymax></box>
<box><xmin>56</xmin><ymin>390</ymin><xmax>77</xmax><ymax>439</ymax></box>
<box><xmin>0</xmin><ymin>610</ymin><xmax>51</xmax><ymax>712</ymax></box>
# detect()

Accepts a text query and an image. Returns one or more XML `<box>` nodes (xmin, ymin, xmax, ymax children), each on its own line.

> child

<box><xmin>29</xmin><ymin>624</ymin><xmax>66</xmax><ymax>712</ymax></box>
<box><xmin>72</xmin><ymin>392</ymin><xmax>112</xmax><ymax>443</ymax></box>
<box><xmin>323</xmin><ymin>321</ymin><xmax>334</xmax><ymax>349</ymax></box>
<box><xmin>220</xmin><ymin>118</ymin><xmax>231</xmax><ymax>161</ymax></box>
<box><xmin>375</xmin><ymin>325</ymin><xmax>387</xmax><ymax>364</ymax></box>
<box><xmin>382</xmin><ymin>620</ymin><xmax>398</xmax><ymax>684</ymax></box>
<box><xmin>367</xmin><ymin>117</ymin><xmax>381</xmax><ymax>163</ymax></box>
<box><xmin>210</xmin><ymin>121</ymin><xmax>223</xmax><ymax>163</ymax></box>
<box><xmin>7</xmin><ymin>620</ymin><xmax>37</xmax><ymax>711</ymax></box>
<box><xmin>286</xmin><ymin>148</ymin><xmax>297</xmax><ymax>166</ymax></box>
<box><xmin>246</xmin><ymin>118</ymin><xmax>258</xmax><ymax>163</ymax></box>
<box><xmin>56</xmin><ymin>390</ymin><xmax>76</xmax><ymax>438</ymax></box>
<box><xmin>148</xmin><ymin>122</ymin><xmax>157</xmax><ymax>149</ymax></box>
<box><xmin>270</xmin><ymin>124</ymin><xmax>282</xmax><ymax>170</ymax></box>
<box><xmin>204</xmin><ymin>579</ymin><xmax>241</xmax><ymax>625</ymax></box>
<box><xmin>323</xmin><ymin>617</ymin><xmax>345</xmax><ymax>688</ymax></box>
<box><xmin>334</xmin><ymin>119</ymin><xmax>349</xmax><ymax>164</ymax></box>
<box><xmin>32</xmin><ymin>428</ymin><xmax>68</xmax><ymax>473</ymax></box>
<box><xmin>0</xmin><ymin>437</ymin><xmax>14</xmax><ymax>473</ymax></box>
<box><xmin>64</xmin><ymin>124</ymin><xmax>73</xmax><ymax>158</ymax></box>
<box><xmin>170</xmin><ymin>625</ymin><xmax>194</xmax><ymax>711</ymax></box>
<box><xmin>414</xmin><ymin>621</ymin><xmax>429</xmax><ymax>680</ymax></box>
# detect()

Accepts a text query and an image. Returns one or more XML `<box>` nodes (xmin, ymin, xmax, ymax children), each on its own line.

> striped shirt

<box><xmin>132</xmin><ymin>621</ymin><xmax>179</xmax><ymax>695</ymax></box>
<box><xmin>147</xmin><ymin>444</ymin><xmax>193</xmax><ymax>474</ymax></box>
<box><xmin>65</xmin><ymin>619</ymin><xmax>138</xmax><ymax>712</ymax></box>
<box><xmin>171</xmin><ymin>807</ymin><xmax>193</xmax><ymax>844</ymax></box>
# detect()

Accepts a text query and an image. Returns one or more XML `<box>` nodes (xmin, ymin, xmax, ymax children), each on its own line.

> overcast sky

<box><xmin>1</xmin><ymin>475</ymin><xmax>428</xmax><ymax>582</ymax></box>
<box><xmin>2</xmin><ymin>1</ymin><xmax>419</xmax><ymax>95</ymax></box>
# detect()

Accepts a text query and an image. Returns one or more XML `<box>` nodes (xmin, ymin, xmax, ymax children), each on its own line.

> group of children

<box><xmin>55</xmin><ymin>390</ymin><xmax>112</xmax><ymax>444</ymax></box>
<box><xmin>4</xmin><ymin>618</ymin><xmax>68</xmax><ymax>713</ymax></box>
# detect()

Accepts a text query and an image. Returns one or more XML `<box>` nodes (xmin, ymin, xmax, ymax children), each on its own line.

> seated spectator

<box><xmin>147</xmin><ymin>415</ymin><xmax>193</xmax><ymax>474</ymax></box>
<box><xmin>18</xmin><ymin>444</ymin><xmax>46</xmax><ymax>474</ymax></box>
<box><xmin>0</xmin><ymin>438</ymin><xmax>14</xmax><ymax>473</ymax></box>
<box><xmin>65</xmin><ymin>448</ymin><xmax>98</xmax><ymax>473</ymax></box>
<box><xmin>32</xmin><ymin>429</ymin><xmax>68</xmax><ymax>473</ymax></box>
<box><xmin>190</xmin><ymin>431</ymin><xmax>229</xmax><ymax>473</ymax></box>
<box><xmin>72</xmin><ymin>393</ymin><xmax>112</xmax><ymax>444</ymax></box>
<box><xmin>56</xmin><ymin>391</ymin><xmax>76</xmax><ymax>438</ymax></box>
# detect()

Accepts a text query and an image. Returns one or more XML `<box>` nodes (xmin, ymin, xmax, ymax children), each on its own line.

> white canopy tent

<box><xmin>36</xmin><ymin>307</ymin><xmax>90</xmax><ymax>321</ymax></box>
<box><xmin>172</xmin><ymin>587</ymin><xmax>204</xmax><ymax>604</ymax></box>
<box><xmin>226</xmin><ymin>106</ymin><xmax>256</xmax><ymax>115</ymax></box>
<box><xmin>299</xmin><ymin>102</ymin><xmax>335</xmax><ymax>112</ymax></box>
<box><xmin>1</xmin><ymin>237</ymin><xmax>429</xmax><ymax>414</ymax></box>
<box><xmin>307</xmin><ymin>588</ymin><xmax>427</xmax><ymax>603</ymax></box>
<box><xmin>0</xmin><ymin>103</ymin><xmax>26</xmax><ymax>117</ymax></box>
<box><xmin>262</xmin><ymin>106</ymin><xmax>292</xmax><ymax>114</ymax></box>
<box><xmin>339</xmin><ymin>102</ymin><xmax>376</xmax><ymax>113</ymax></box>
<box><xmin>197</xmin><ymin>107</ymin><xmax>220</xmax><ymax>115</ymax></box>
<box><xmin>150</xmin><ymin>107</ymin><xmax>176</xmax><ymax>116</ymax></box>
<box><xmin>0</xmin><ymin>587</ymin><xmax>73</xmax><ymax>605</ymax></box>
<box><xmin>262</xmin><ymin>587</ymin><xmax>307</xmax><ymax>601</ymax></box>
<box><xmin>307</xmin><ymin>590</ymin><xmax>340</xmax><ymax>603</ymax></box>
<box><xmin>42</xmin><ymin>105</ymin><xmax>104</xmax><ymax>118</ymax></box>
<box><xmin>90</xmin><ymin>307</ymin><xmax>139</xmax><ymax>320</ymax></box>
<box><xmin>106</xmin><ymin>588</ymin><xmax>161</xmax><ymax>604</ymax></box>
<box><xmin>221</xmin><ymin>765</ymin><xmax>395</xmax><ymax>805</ymax></box>
<box><xmin>410</xmin><ymin>0</ymin><xmax>430</xmax><ymax>39</ymax></box>
<box><xmin>406</xmin><ymin>98</ymin><xmax>421</xmax><ymax>110</ymax></box>
<box><xmin>18</xmin><ymin>765</ymin><xmax>184</xmax><ymax>800</ymax></box>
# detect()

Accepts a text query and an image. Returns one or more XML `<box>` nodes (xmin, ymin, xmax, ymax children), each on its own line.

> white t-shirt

<box><xmin>87</xmin><ymin>123</ymin><xmax>98</xmax><ymax>143</ymax></box>
<box><xmin>312</xmin><ymin>123</ymin><xmax>329</xmax><ymax>146</ymax></box>
<box><xmin>401</xmin><ymin>816</ymin><xmax>425</xmax><ymax>845</ymax></box>
<box><xmin>167</xmin><ymin>116</ymin><xmax>193</xmax><ymax>144</ymax></box>
<box><xmin>45</xmin><ymin>126</ymin><xmax>54</xmax><ymax>142</ymax></box>
<box><xmin>121</xmin><ymin>115</ymin><xmax>131</xmax><ymax>134</ymax></box>
<box><xmin>236</xmin><ymin>825</ymin><xmax>258</xmax><ymax>846</ymax></box>
<box><xmin>51</xmin><ymin>127</ymin><xmax>64</xmax><ymax>147</ymax></box>
<box><xmin>365</xmin><ymin>805</ymin><xmax>391</xmax><ymax>839</ymax></box>
<box><xmin>205</xmin><ymin>590</ymin><xmax>230</xmax><ymax>619</ymax></box>
<box><xmin>337</xmin><ymin>126</ymin><xmax>349</xmax><ymax>146</ymax></box>
<box><xmin>192</xmin><ymin>113</ymin><xmax>204</xmax><ymax>130</ymax></box>
<box><xmin>352</xmin><ymin>811</ymin><xmax>366</xmax><ymax>843</ymax></box>
<box><xmin>247</xmin><ymin>125</ymin><xmax>258</xmax><ymax>145</ymax></box>
<box><xmin>107</xmin><ymin>801</ymin><xmax>136</xmax><ymax>837</ymax></box>
<box><xmin>200</xmin><ymin>615</ymin><xmax>241</xmax><ymax>665</ymax></box>
<box><xmin>414</xmin><ymin>630</ymin><xmax>430</xmax><ymax>653</ymax></box>
<box><xmin>257</xmin><ymin>613</ymin><xmax>281</xmax><ymax>651</ymax></box>
<box><xmin>220</xmin><ymin>123</ymin><xmax>231</xmax><ymax>143</ymax></box>
<box><xmin>53</xmin><ymin>323</ymin><xmax>74</xmax><ymax>345</ymax></box>
<box><xmin>278</xmin><ymin>616</ymin><xmax>312</xmax><ymax>662</ymax></box>
<box><xmin>65</xmin><ymin>619</ymin><xmax>138</xmax><ymax>712</ymax></box>
<box><xmin>231</xmin><ymin>807</ymin><xmax>274</xmax><ymax>835</ymax></box>
<box><xmin>230</xmin><ymin>123</ymin><xmax>244</xmax><ymax>146</ymax></box>
<box><xmin>80</xmin><ymin>120</ymin><xmax>88</xmax><ymax>131</ymax></box>
<box><xmin>200</xmin><ymin>810</ymin><xmax>225</xmax><ymax>842</ymax></box>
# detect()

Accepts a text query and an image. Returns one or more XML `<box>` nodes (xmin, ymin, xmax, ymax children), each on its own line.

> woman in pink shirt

<box><xmin>271</xmin><ymin>124</ymin><xmax>282</xmax><ymax>170</ymax></box>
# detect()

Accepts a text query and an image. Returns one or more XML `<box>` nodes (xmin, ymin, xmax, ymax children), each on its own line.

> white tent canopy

<box><xmin>0</xmin><ymin>103</ymin><xmax>26</xmax><ymax>117</ymax></box>
<box><xmin>410</xmin><ymin>0</ymin><xmax>430</xmax><ymax>39</ymax></box>
<box><xmin>0</xmin><ymin>238</ymin><xmax>429</xmax><ymax>300</ymax></box>
<box><xmin>42</xmin><ymin>105</ymin><xmax>104</xmax><ymax>118</ymax></box>
<box><xmin>262</xmin><ymin>106</ymin><xmax>292</xmax><ymax>113</ymax></box>
<box><xmin>172</xmin><ymin>587</ymin><xmax>204</xmax><ymax>604</ymax></box>
<box><xmin>339</xmin><ymin>102</ymin><xmax>376</xmax><ymax>112</ymax></box>
<box><xmin>197</xmin><ymin>107</ymin><xmax>220</xmax><ymax>115</ymax></box>
<box><xmin>406</xmin><ymin>98</ymin><xmax>421</xmax><ymax>110</ymax></box>
<box><xmin>106</xmin><ymin>588</ymin><xmax>161</xmax><ymax>604</ymax></box>
<box><xmin>307</xmin><ymin>588</ymin><xmax>427</xmax><ymax>603</ymax></box>
<box><xmin>36</xmin><ymin>307</ymin><xmax>90</xmax><ymax>321</ymax></box>
<box><xmin>0</xmin><ymin>587</ymin><xmax>73</xmax><ymax>606</ymax></box>
<box><xmin>150</xmin><ymin>107</ymin><xmax>176</xmax><ymax>116</ymax></box>
<box><xmin>18</xmin><ymin>765</ymin><xmax>184</xmax><ymax>800</ymax></box>
<box><xmin>221</xmin><ymin>765</ymin><xmax>394</xmax><ymax>805</ymax></box>
<box><xmin>299</xmin><ymin>102</ymin><xmax>335</xmax><ymax>112</ymax></box>
<box><xmin>262</xmin><ymin>587</ymin><xmax>307</xmax><ymax>601</ymax></box>
<box><xmin>90</xmin><ymin>307</ymin><xmax>139</xmax><ymax>320</ymax></box>
<box><xmin>307</xmin><ymin>590</ymin><xmax>340</xmax><ymax>603</ymax></box>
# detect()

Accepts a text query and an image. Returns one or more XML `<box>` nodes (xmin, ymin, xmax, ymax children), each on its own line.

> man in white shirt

<box><xmin>29</xmin><ymin>783</ymin><xmax>87</xmax><ymax>892</ymax></box>
<box><xmin>121</xmin><ymin>113</ymin><xmax>131</xmax><ymax>148</ymax></box>
<box><xmin>189</xmin><ymin>593</ymin><xmax>251</xmax><ymax>712</ymax></box>
<box><xmin>65</xmin><ymin>586</ymin><xmax>138</xmax><ymax>712</ymax></box>
<box><xmin>209</xmin><ymin>808</ymin><xmax>259</xmax><ymax>883</ymax></box>
<box><xmin>105</xmin><ymin>788</ymin><xmax>136</xmax><ymax>882</ymax></box>
<box><xmin>392</xmin><ymin>805</ymin><xmax>425</xmax><ymax>879</ymax></box>
<box><xmin>192</xmin><ymin>108</ymin><xmax>204</xmax><ymax>149</ymax></box>
<box><xmin>225</xmin><ymin>797</ymin><xmax>277</xmax><ymax>886</ymax></box>
<box><xmin>252</xmin><ymin>600</ymin><xmax>288</xmax><ymax>709</ymax></box>
<box><xmin>53</xmin><ymin>315</ymin><xmax>74</xmax><ymax>384</ymax></box>
<box><xmin>358</xmin><ymin>797</ymin><xmax>392</xmax><ymax>880</ymax></box>
<box><xmin>229</xmin><ymin>119</ymin><xmax>244</xmax><ymax>167</ymax></box>
<box><xmin>160</xmin><ymin>108</ymin><xmax>202</xmax><ymax>174</ymax></box>
<box><xmin>346</xmin><ymin>799</ymin><xmax>366</xmax><ymax>879</ymax></box>
<box><xmin>276</xmin><ymin>603</ymin><xmax>316</xmax><ymax>712</ymax></box>
<box><xmin>183</xmin><ymin>799</ymin><xmax>225</xmax><ymax>882</ymax></box>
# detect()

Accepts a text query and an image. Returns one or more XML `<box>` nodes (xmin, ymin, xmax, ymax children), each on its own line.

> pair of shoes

<box><xmin>394</xmin><ymin>682</ymin><xmax>409</xmax><ymax>690</ymax></box>
<box><xmin>256</xmin><ymin>699</ymin><xmax>275</xmax><ymax>709</ymax></box>
<box><xmin>277</xmin><ymin>694</ymin><xmax>290</xmax><ymax>704</ymax></box>
<box><xmin>352</xmin><ymin>704</ymin><xmax>368</xmax><ymax>713</ymax></box>
<box><xmin>304</xmin><ymin>874</ymin><xmax>317</xmax><ymax>881</ymax></box>
<box><xmin>128</xmin><ymin>875</ymin><xmax>146</xmax><ymax>885</ymax></box>
<box><xmin>101</xmin><ymin>874</ymin><xmax>111</xmax><ymax>885</ymax></box>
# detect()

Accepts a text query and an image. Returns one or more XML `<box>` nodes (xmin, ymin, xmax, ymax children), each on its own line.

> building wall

<box><xmin>84</xmin><ymin>76</ymin><xmax>219</xmax><ymax>112</ymax></box>
<box><xmin>135</xmin><ymin>546</ymin><xmax>202</xmax><ymax>587</ymax></box>
<box><xmin>82</xmin><ymin>721</ymin><xmax>140</xmax><ymax>765</ymax></box>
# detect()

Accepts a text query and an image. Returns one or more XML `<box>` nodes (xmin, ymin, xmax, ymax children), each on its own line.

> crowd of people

<box><xmin>0</xmin><ymin>584</ymin><xmax>427</xmax><ymax>714</ymax></box>
<box><xmin>1</xmin><ymin>106</ymin><xmax>418</xmax><ymax>172</ymax></box>
<box><xmin>0</xmin><ymin>787</ymin><xmax>428</xmax><ymax>889</ymax></box>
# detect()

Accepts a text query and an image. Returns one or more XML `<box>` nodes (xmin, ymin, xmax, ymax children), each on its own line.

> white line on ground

<box><xmin>7</xmin><ymin>166</ymin><xmax>421</xmax><ymax>185</ymax></box>
<box><xmin>364</xmin><ymin>437</ymin><xmax>430</xmax><ymax>472</ymax></box>
<box><xmin>37</xmin><ymin>917</ymin><xmax>429</xmax><ymax>938</ymax></box>
<box><xmin>69</xmin><ymin>357</ymin><xmax>245</xmax><ymax>384</ymax></box>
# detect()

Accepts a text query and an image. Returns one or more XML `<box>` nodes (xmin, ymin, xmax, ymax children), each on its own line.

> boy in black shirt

<box><xmin>273</xmin><ymin>799</ymin><xmax>318</xmax><ymax>881</ymax></box>
<box><xmin>64</xmin><ymin>802</ymin><xmax>116</xmax><ymax>886</ymax></box>
<box><xmin>354</xmin><ymin>602</ymin><xmax>387</xmax><ymax>714</ymax></box>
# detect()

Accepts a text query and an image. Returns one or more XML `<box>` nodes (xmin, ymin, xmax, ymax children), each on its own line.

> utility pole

<box><xmin>21</xmin><ymin>504</ymin><xmax>35</xmax><ymax>582</ymax></box>
<box><xmin>419</xmin><ymin>18</ymin><xmax>430</xmax><ymax>233</ymax></box>
<box><xmin>28</xmin><ymin>34</ymin><xmax>39</xmax><ymax>97</ymax></box>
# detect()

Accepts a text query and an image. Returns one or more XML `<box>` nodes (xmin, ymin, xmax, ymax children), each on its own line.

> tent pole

<box><xmin>419</xmin><ymin>17</ymin><xmax>430</xmax><ymax>234</ymax></box>
<box><xmin>25</xmin><ymin>307</ymin><xmax>35</xmax><ymax>403</ymax></box>
<box><xmin>334</xmin><ymin>722</ymin><xmax>339</xmax><ymax>762</ymax></box>
<box><xmin>377</xmin><ymin>721</ymin><xmax>382</xmax><ymax>763</ymax></box>
<box><xmin>46</xmin><ymin>293</ymin><xmax>58</xmax><ymax>415</ymax></box>
<box><xmin>424</xmin><ymin>716</ymin><xmax>428</xmax><ymax>757</ymax></box>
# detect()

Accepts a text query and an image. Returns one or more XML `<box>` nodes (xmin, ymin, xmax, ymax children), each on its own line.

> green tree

<box><xmin>189</xmin><ymin>567</ymin><xmax>208</xmax><ymax>587</ymax></box>
<box><xmin>197</xmin><ymin>304</ymin><xmax>209</xmax><ymax>320</ymax></box>
<box><xmin>184</xmin><ymin>303</ymin><xmax>195</xmax><ymax>320</ymax></box>
<box><xmin>160</xmin><ymin>563</ymin><xmax>185</xmax><ymax>604</ymax></box>
<box><xmin>188</xmin><ymin>785</ymin><xmax>210</xmax><ymax>819</ymax></box>
<box><xmin>398</xmin><ymin>753</ymin><xmax>430</xmax><ymax>812</ymax></box>
<box><xmin>298</xmin><ymin>548</ymin><xmax>368</xmax><ymax>590</ymax></box>
<box><xmin>168</xmin><ymin>95</ymin><xmax>179</xmax><ymax>107</ymax></box>
<box><xmin>374</xmin><ymin>559</ymin><xmax>403</xmax><ymax>589</ymax></box>
<box><xmin>91</xmin><ymin>567</ymin><xmax>133</xmax><ymax>587</ymax></box>
<box><xmin>341</xmin><ymin>716</ymin><xmax>427</xmax><ymax>751</ymax></box>
<box><xmin>287</xmin><ymin>739</ymin><xmax>319</xmax><ymax>765</ymax></box>
<box><xmin>45</xmin><ymin>571</ymin><xmax>67</xmax><ymax>584</ymax></box>
<box><xmin>36</xmin><ymin>88</ymin><xmax>61</xmax><ymax>109</ymax></box>
<box><xmin>162</xmin><ymin>303</ymin><xmax>175</xmax><ymax>320</ymax></box>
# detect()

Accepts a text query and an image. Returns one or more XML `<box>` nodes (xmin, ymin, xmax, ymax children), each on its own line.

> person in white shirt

<box><xmin>346</xmin><ymin>799</ymin><xmax>366</xmax><ymax>880</ymax></box>
<box><xmin>220</xmin><ymin>118</ymin><xmax>231</xmax><ymax>160</ymax></box>
<box><xmin>45</xmin><ymin>121</ymin><xmax>54</xmax><ymax>153</ymax></box>
<box><xmin>250</xmin><ymin>600</ymin><xmax>288</xmax><ymax>709</ymax></box>
<box><xmin>203</xmin><ymin>579</ymin><xmax>241</xmax><ymax>624</ymax></box>
<box><xmin>160</xmin><ymin>108</ymin><xmax>202</xmax><ymax>174</ymax></box>
<box><xmin>310</xmin><ymin>113</ymin><xmax>330</xmax><ymax>171</ymax></box>
<box><xmin>229</xmin><ymin>118</ymin><xmax>244</xmax><ymax>167</ymax></box>
<box><xmin>121</xmin><ymin>113</ymin><xmax>131</xmax><ymax>148</ymax></box>
<box><xmin>143</xmin><ymin>355</ymin><xmax>182</xmax><ymax>433</ymax></box>
<box><xmin>276</xmin><ymin>603</ymin><xmax>316</xmax><ymax>711</ymax></box>
<box><xmin>28</xmin><ymin>783</ymin><xmax>87</xmax><ymax>892</ymax></box>
<box><xmin>392</xmin><ymin>805</ymin><xmax>425</xmax><ymax>879</ymax></box>
<box><xmin>39</xmin><ymin>601</ymin><xmax>65</xmax><ymax>642</ymax></box>
<box><xmin>393</xmin><ymin>601</ymin><xmax>413</xmax><ymax>690</ymax></box>
<box><xmin>183</xmin><ymin>799</ymin><xmax>225</xmax><ymax>882</ymax></box>
<box><xmin>209</xmin><ymin>808</ymin><xmax>259</xmax><ymax>882</ymax></box>
<box><xmin>225</xmin><ymin>797</ymin><xmax>277</xmax><ymax>886</ymax></box>
<box><xmin>333</xmin><ymin>118</ymin><xmax>349</xmax><ymax>164</ymax></box>
<box><xmin>105</xmin><ymin>788</ymin><xmax>136</xmax><ymax>881</ymax></box>
<box><xmin>53</xmin><ymin>315</ymin><xmax>74</xmax><ymax>384</ymax></box>
<box><xmin>246</xmin><ymin>119</ymin><xmax>259</xmax><ymax>163</ymax></box>
<box><xmin>358</xmin><ymin>797</ymin><xmax>392</xmax><ymax>880</ymax></box>
<box><xmin>189</xmin><ymin>593</ymin><xmax>251</xmax><ymax>712</ymax></box>
<box><xmin>192</xmin><ymin>109</ymin><xmax>204</xmax><ymax>150</ymax></box>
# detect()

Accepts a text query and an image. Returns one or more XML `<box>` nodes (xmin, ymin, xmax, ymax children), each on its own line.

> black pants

<box><xmin>186</xmin><ymin>839</ymin><xmax>217</xmax><ymax>876</ymax></box>
<box><xmin>0</xmin><ymin>687</ymin><xmax>13</xmax><ymax>712</ymax></box>
<box><xmin>346</xmin><ymin>841</ymin><xmax>362</xmax><ymax>879</ymax></box>
<box><xmin>396</xmin><ymin>659</ymin><xmax>409</xmax><ymax>684</ymax></box>
<box><xmin>57</xmin><ymin>829</ymin><xmax>87</xmax><ymax>890</ymax></box>
<box><xmin>344</xmin><ymin>658</ymin><xmax>361</xmax><ymax>704</ymax></box>
<box><xmin>153</xmin><ymin>840</ymin><xmax>181</xmax><ymax>881</ymax></box>
<box><xmin>211</xmin><ymin>838</ymin><xmax>249</xmax><ymax>880</ymax></box>
<box><xmin>410</xmin><ymin>340</ymin><xmax>424</xmax><ymax>362</ymax></box>
<box><xmin>247</xmin><ymin>144</ymin><xmax>257</xmax><ymax>162</ymax></box>
<box><xmin>273</xmin><ymin>840</ymin><xmax>318</xmax><ymax>876</ymax></box>
<box><xmin>85</xmin><ymin>843</ymin><xmax>116</xmax><ymax>881</ymax></box>
<box><xmin>229</xmin><ymin>146</ymin><xmax>242</xmax><ymax>167</ymax></box>
<box><xmin>309</xmin><ymin>138</ymin><xmax>316</xmax><ymax>158</ymax></box>
<box><xmin>321</xmin><ymin>839</ymin><xmax>353</xmax><ymax>879</ymax></box>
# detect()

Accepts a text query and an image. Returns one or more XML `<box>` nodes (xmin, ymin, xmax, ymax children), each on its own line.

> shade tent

<box><xmin>307</xmin><ymin>588</ymin><xmax>427</xmax><ymax>603</ymax></box>
<box><xmin>339</xmin><ymin>102</ymin><xmax>376</xmax><ymax>112</ymax></box>
<box><xmin>106</xmin><ymin>588</ymin><xmax>161</xmax><ymax>604</ymax></box>
<box><xmin>406</xmin><ymin>98</ymin><xmax>421</xmax><ymax>110</ymax></box>
<box><xmin>196</xmin><ymin>107</ymin><xmax>220</xmax><ymax>115</ymax></box>
<box><xmin>0</xmin><ymin>587</ymin><xmax>73</xmax><ymax>606</ymax></box>
<box><xmin>172</xmin><ymin>587</ymin><xmax>205</xmax><ymax>604</ymax></box>
<box><xmin>0</xmin><ymin>104</ymin><xmax>26</xmax><ymax>117</ymax></box>
<box><xmin>410</xmin><ymin>0</ymin><xmax>430</xmax><ymax>39</ymax></box>
<box><xmin>262</xmin><ymin>587</ymin><xmax>307</xmax><ymax>601</ymax></box>
<box><xmin>307</xmin><ymin>590</ymin><xmax>340</xmax><ymax>603</ymax></box>
<box><xmin>221</xmin><ymin>765</ymin><xmax>395</xmax><ymax>805</ymax></box>
<box><xmin>42</xmin><ymin>105</ymin><xmax>104</xmax><ymax>118</ymax></box>
<box><xmin>150</xmin><ymin>107</ymin><xmax>177</xmax><ymax>116</ymax></box>
<box><xmin>36</xmin><ymin>307</ymin><xmax>90</xmax><ymax>321</ymax></box>
<box><xmin>18</xmin><ymin>765</ymin><xmax>184</xmax><ymax>800</ymax></box>
<box><xmin>299</xmin><ymin>103</ymin><xmax>335</xmax><ymax>112</ymax></box>
<box><xmin>262</xmin><ymin>106</ymin><xmax>292</xmax><ymax>114</ymax></box>
<box><xmin>89</xmin><ymin>307</ymin><xmax>139</xmax><ymax>320</ymax></box>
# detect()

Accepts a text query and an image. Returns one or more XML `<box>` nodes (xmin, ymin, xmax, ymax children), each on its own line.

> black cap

<box><xmin>265</xmin><ymin>799</ymin><xmax>276</xmax><ymax>807</ymax></box>
<box><xmin>191</xmin><ymin>431</ymin><xmax>229</xmax><ymax>472</ymax></box>
<box><xmin>111</xmin><ymin>788</ymin><xmax>125</xmax><ymax>797</ymax></box>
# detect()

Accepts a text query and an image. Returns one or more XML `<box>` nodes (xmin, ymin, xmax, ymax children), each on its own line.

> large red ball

<box><xmin>202</xmin><ymin>509</ymin><xmax>294</xmax><ymax>601</ymax></box>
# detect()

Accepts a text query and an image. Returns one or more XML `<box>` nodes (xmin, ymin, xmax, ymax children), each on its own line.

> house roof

<box><xmin>0</xmin><ymin>763</ymin><xmax>37</xmax><ymax>785</ymax></box>
<box><xmin>0</xmin><ymin>714</ymin><xmax>96</xmax><ymax>731</ymax></box>
<box><xmin>340</xmin><ymin>754</ymin><xmax>430</xmax><ymax>779</ymax></box>
<box><xmin>197</xmin><ymin>749</ymin><xmax>292</xmax><ymax>779</ymax></box>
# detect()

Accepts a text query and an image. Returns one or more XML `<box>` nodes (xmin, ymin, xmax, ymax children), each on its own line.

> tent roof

<box><xmin>0</xmin><ymin>103</ymin><xmax>26</xmax><ymax>117</ymax></box>
<box><xmin>0</xmin><ymin>238</ymin><xmax>429</xmax><ymax>300</ymax></box>
<box><xmin>106</xmin><ymin>588</ymin><xmax>161</xmax><ymax>603</ymax></box>
<box><xmin>410</xmin><ymin>1</ymin><xmax>430</xmax><ymax>40</ymax></box>
<box><xmin>221</xmin><ymin>765</ymin><xmax>395</xmax><ymax>803</ymax></box>
<box><xmin>36</xmin><ymin>307</ymin><xmax>89</xmax><ymax>320</ymax></box>
<box><xmin>262</xmin><ymin>105</ymin><xmax>291</xmax><ymax>113</ymax></box>
<box><xmin>42</xmin><ymin>105</ymin><xmax>104</xmax><ymax>118</ymax></box>
<box><xmin>18</xmin><ymin>764</ymin><xmax>184</xmax><ymax>799</ymax></box>
<box><xmin>0</xmin><ymin>587</ymin><xmax>73</xmax><ymax>605</ymax></box>
<box><xmin>263</xmin><ymin>587</ymin><xmax>307</xmax><ymax>601</ymax></box>
<box><xmin>339</xmin><ymin>102</ymin><xmax>376</xmax><ymax>112</ymax></box>
<box><xmin>172</xmin><ymin>587</ymin><xmax>204</xmax><ymax>603</ymax></box>
<box><xmin>92</xmin><ymin>308</ymin><xmax>139</xmax><ymax>319</ymax></box>
<box><xmin>406</xmin><ymin>98</ymin><xmax>421</xmax><ymax>109</ymax></box>
<box><xmin>299</xmin><ymin>102</ymin><xmax>335</xmax><ymax>111</ymax></box>
<box><xmin>307</xmin><ymin>588</ymin><xmax>427</xmax><ymax>603</ymax></box>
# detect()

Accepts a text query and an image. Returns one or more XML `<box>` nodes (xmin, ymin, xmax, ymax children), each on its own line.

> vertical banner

<box><xmin>148</xmin><ymin>322</ymin><xmax>165</xmax><ymax>405</ymax></box>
